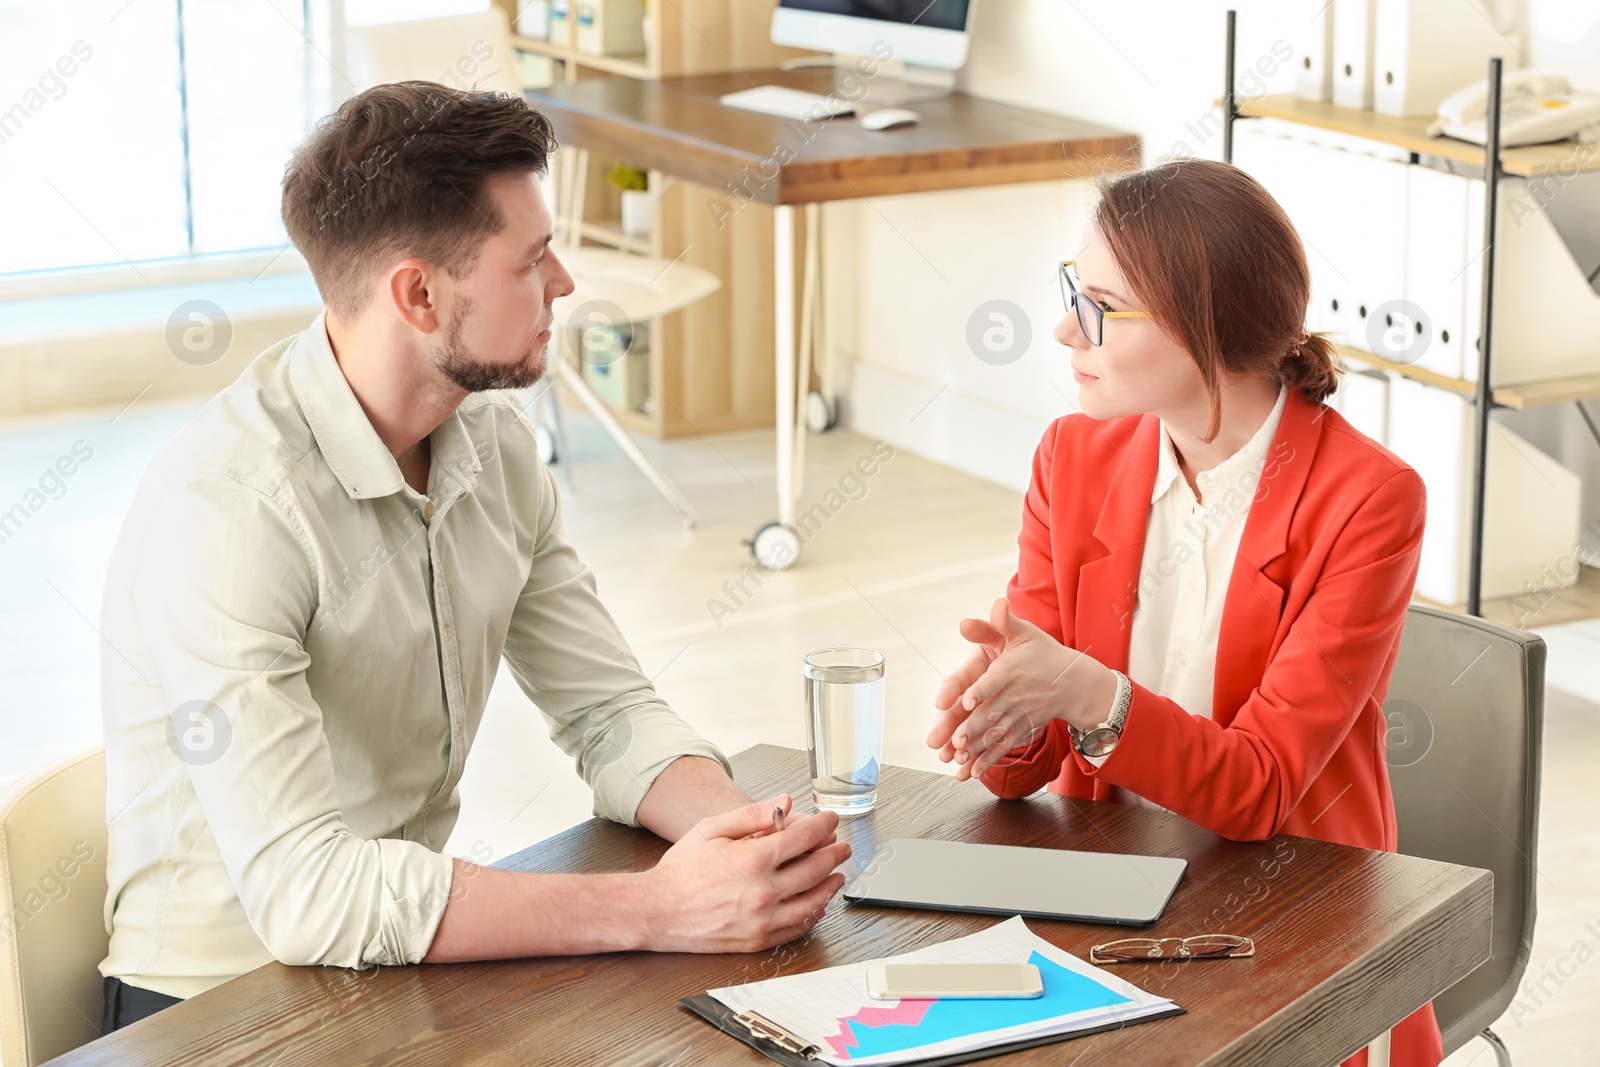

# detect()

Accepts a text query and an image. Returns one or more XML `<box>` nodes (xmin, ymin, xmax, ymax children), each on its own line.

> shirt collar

<box><xmin>287</xmin><ymin>311</ymin><xmax>482</xmax><ymax>503</ymax></box>
<box><xmin>1150</xmin><ymin>384</ymin><xmax>1289</xmax><ymax>506</ymax></box>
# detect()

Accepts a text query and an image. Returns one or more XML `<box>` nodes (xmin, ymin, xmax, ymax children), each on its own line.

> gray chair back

<box><xmin>1384</xmin><ymin>604</ymin><xmax>1544</xmax><ymax>1056</ymax></box>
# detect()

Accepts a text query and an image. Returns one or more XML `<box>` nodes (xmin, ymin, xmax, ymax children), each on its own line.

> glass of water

<box><xmin>804</xmin><ymin>648</ymin><xmax>886</xmax><ymax>816</ymax></box>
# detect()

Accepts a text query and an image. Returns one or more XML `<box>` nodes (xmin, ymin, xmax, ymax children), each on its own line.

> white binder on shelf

<box><xmin>1308</xmin><ymin>147</ymin><xmax>1362</xmax><ymax>342</ymax></box>
<box><xmin>1295</xmin><ymin>3</ymin><xmax>1336</xmax><ymax>103</ymax></box>
<box><xmin>1401</xmin><ymin>162</ymin><xmax>1470</xmax><ymax>378</ymax></box>
<box><xmin>1372</xmin><ymin>0</ymin><xmax>1509</xmax><ymax>117</ymax></box>
<box><xmin>1232</xmin><ymin>121</ymin><xmax>1332</xmax><ymax>333</ymax></box>
<box><xmin>1299</xmin><ymin>144</ymin><xmax>1346</xmax><ymax>339</ymax></box>
<box><xmin>1347</xmin><ymin>149</ymin><xmax>1410</xmax><ymax>350</ymax></box>
<box><xmin>1240</xmin><ymin>124</ymin><xmax>1407</xmax><ymax>344</ymax></box>
<box><xmin>1293</xmin><ymin>126</ymin><xmax>1408</xmax><ymax>346</ymax></box>
<box><xmin>1460</xmin><ymin>174</ymin><xmax>1488</xmax><ymax>382</ymax></box>
<box><xmin>1312</xmin><ymin>145</ymin><xmax>1408</xmax><ymax>345</ymax></box>
<box><xmin>1331</xmin><ymin>367</ymin><xmax>1391</xmax><ymax>445</ymax></box>
<box><xmin>1386</xmin><ymin>378</ymin><xmax>1582</xmax><ymax>604</ymax></box>
<box><xmin>549</xmin><ymin>0</ymin><xmax>570</xmax><ymax>46</ymax></box>
<box><xmin>517</xmin><ymin>0</ymin><xmax>551</xmax><ymax>39</ymax></box>
<box><xmin>1388</xmin><ymin>379</ymin><xmax>1466</xmax><ymax>603</ymax></box>
<box><xmin>1228</xmin><ymin>121</ymin><xmax>1283</xmax><ymax>204</ymax></box>
<box><xmin>1333</xmin><ymin>0</ymin><xmax>1379</xmax><ymax>109</ymax></box>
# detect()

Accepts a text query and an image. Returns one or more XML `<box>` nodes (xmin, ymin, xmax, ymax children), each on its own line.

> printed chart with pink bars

<box><xmin>706</xmin><ymin>916</ymin><xmax>1179</xmax><ymax>1065</ymax></box>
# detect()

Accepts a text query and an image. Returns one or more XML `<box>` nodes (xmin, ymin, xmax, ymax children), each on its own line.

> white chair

<box><xmin>542</xmin><ymin>238</ymin><xmax>720</xmax><ymax>527</ymax></box>
<box><xmin>0</xmin><ymin>748</ymin><xmax>110</xmax><ymax>1066</ymax></box>
<box><xmin>345</xmin><ymin>8</ymin><xmax>722</xmax><ymax>528</ymax></box>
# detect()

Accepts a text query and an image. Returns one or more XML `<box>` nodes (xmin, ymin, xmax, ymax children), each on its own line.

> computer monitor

<box><xmin>771</xmin><ymin>1</ymin><xmax>975</xmax><ymax>71</ymax></box>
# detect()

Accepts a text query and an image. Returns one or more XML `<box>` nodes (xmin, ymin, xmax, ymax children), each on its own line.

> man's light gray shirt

<box><xmin>99</xmin><ymin>312</ymin><xmax>728</xmax><ymax>998</ymax></box>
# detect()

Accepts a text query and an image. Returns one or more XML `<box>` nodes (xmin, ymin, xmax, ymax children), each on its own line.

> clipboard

<box><xmin>679</xmin><ymin>993</ymin><xmax>1186</xmax><ymax>1065</ymax></box>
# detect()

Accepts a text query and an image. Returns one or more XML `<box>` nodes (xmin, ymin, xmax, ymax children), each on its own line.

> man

<box><xmin>97</xmin><ymin>81</ymin><xmax>849</xmax><ymax>1032</ymax></box>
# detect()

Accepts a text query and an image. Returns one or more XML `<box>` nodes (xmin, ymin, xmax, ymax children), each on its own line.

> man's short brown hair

<box><xmin>281</xmin><ymin>81</ymin><xmax>558</xmax><ymax>317</ymax></box>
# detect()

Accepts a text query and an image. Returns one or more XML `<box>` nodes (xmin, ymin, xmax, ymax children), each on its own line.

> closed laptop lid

<box><xmin>844</xmin><ymin>837</ymin><xmax>1188</xmax><ymax>927</ymax></box>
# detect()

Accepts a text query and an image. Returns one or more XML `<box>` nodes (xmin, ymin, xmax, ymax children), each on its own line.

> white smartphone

<box><xmin>865</xmin><ymin>963</ymin><xmax>1044</xmax><ymax>1001</ymax></box>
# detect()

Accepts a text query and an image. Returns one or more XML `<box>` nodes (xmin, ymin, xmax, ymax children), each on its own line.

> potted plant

<box><xmin>606</xmin><ymin>162</ymin><xmax>651</xmax><ymax>241</ymax></box>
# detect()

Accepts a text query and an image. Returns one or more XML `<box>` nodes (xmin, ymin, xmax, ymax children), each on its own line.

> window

<box><xmin>0</xmin><ymin>0</ymin><xmax>329</xmax><ymax>278</ymax></box>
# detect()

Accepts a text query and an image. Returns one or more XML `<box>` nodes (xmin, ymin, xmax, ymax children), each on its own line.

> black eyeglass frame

<box><xmin>1059</xmin><ymin>259</ymin><xmax>1151</xmax><ymax>346</ymax></box>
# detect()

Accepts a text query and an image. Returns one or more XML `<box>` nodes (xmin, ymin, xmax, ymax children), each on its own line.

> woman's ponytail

<box><xmin>1280</xmin><ymin>329</ymin><xmax>1340</xmax><ymax>404</ymax></box>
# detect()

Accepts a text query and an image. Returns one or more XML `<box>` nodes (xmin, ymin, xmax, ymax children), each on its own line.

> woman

<box><xmin>925</xmin><ymin>158</ymin><xmax>1439</xmax><ymax>1067</ymax></box>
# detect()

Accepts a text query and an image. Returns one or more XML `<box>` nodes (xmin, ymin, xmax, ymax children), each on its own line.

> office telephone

<box><xmin>1428</xmin><ymin>70</ymin><xmax>1600</xmax><ymax>148</ymax></box>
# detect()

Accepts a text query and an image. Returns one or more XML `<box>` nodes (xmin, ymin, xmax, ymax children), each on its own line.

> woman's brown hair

<box><xmin>1091</xmin><ymin>157</ymin><xmax>1338</xmax><ymax>440</ymax></box>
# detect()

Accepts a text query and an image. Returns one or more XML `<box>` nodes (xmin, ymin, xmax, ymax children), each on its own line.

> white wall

<box><xmin>823</xmin><ymin>0</ymin><xmax>1313</xmax><ymax>490</ymax></box>
<box><xmin>1527</xmin><ymin>0</ymin><xmax>1600</xmax><ymax>93</ymax></box>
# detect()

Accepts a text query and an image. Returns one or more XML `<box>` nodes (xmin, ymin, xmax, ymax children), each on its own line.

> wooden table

<box><xmin>526</xmin><ymin>70</ymin><xmax>1140</xmax><ymax>205</ymax></box>
<box><xmin>52</xmin><ymin>745</ymin><xmax>1492</xmax><ymax>1065</ymax></box>
<box><xmin>525</xmin><ymin>70</ymin><xmax>1139</xmax><ymax>569</ymax></box>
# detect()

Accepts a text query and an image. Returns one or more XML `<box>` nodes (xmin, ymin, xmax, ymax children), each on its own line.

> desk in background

<box><xmin>525</xmin><ymin>70</ymin><xmax>1140</xmax><ymax>568</ymax></box>
<box><xmin>52</xmin><ymin>745</ymin><xmax>1491</xmax><ymax>1066</ymax></box>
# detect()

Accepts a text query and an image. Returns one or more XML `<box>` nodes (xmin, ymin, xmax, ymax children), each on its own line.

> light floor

<box><xmin>0</xmin><ymin>395</ymin><xmax>1594</xmax><ymax>1064</ymax></box>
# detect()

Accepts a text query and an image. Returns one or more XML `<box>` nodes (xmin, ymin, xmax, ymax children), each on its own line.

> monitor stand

<box><xmin>832</xmin><ymin>59</ymin><xmax>956</xmax><ymax>108</ymax></box>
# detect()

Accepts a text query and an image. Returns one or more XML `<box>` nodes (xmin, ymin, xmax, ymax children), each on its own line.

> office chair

<box><xmin>539</xmin><ymin>146</ymin><xmax>718</xmax><ymax>527</ymax></box>
<box><xmin>1384</xmin><ymin>605</ymin><xmax>1545</xmax><ymax>1067</ymax></box>
<box><xmin>0</xmin><ymin>747</ymin><xmax>110</xmax><ymax>1066</ymax></box>
<box><xmin>346</xmin><ymin>8</ymin><xmax>720</xmax><ymax>529</ymax></box>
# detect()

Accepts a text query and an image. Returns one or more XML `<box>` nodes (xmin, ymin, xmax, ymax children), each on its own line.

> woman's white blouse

<box><xmin>1089</xmin><ymin>386</ymin><xmax>1289</xmax><ymax>810</ymax></box>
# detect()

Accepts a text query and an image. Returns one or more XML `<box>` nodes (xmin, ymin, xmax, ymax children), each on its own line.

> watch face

<box><xmin>1079</xmin><ymin>727</ymin><xmax>1120</xmax><ymax>758</ymax></box>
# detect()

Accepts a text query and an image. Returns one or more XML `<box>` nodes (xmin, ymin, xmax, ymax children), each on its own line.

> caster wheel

<box><xmin>805</xmin><ymin>390</ymin><xmax>839</xmax><ymax>434</ymax></box>
<box><xmin>748</xmin><ymin>522</ymin><xmax>802</xmax><ymax>571</ymax></box>
<box><xmin>534</xmin><ymin>423</ymin><xmax>558</xmax><ymax>465</ymax></box>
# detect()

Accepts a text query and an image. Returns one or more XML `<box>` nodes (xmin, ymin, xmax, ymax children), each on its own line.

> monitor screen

<box><xmin>777</xmin><ymin>0</ymin><xmax>972</xmax><ymax>34</ymax></box>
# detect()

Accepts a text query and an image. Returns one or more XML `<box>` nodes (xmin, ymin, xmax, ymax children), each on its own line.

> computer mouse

<box><xmin>859</xmin><ymin>108</ymin><xmax>922</xmax><ymax>131</ymax></box>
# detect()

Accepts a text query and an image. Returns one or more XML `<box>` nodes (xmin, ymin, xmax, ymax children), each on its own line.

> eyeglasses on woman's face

<box><xmin>1059</xmin><ymin>260</ymin><xmax>1151</xmax><ymax>347</ymax></box>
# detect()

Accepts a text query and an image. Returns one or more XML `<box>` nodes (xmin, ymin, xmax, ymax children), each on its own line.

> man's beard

<box><xmin>432</xmin><ymin>297</ymin><xmax>547</xmax><ymax>392</ymax></box>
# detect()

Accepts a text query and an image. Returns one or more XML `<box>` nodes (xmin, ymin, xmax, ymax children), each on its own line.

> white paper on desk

<box><xmin>706</xmin><ymin>916</ymin><xmax>1177</xmax><ymax>1066</ymax></box>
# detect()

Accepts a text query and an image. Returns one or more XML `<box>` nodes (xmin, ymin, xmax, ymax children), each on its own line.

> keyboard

<box><xmin>718</xmin><ymin>85</ymin><xmax>856</xmax><ymax>121</ymax></box>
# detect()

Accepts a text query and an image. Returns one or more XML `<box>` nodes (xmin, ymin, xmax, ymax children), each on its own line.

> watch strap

<box><xmin>1107</xmin><ymin>669</ymin><xmax>1133</xmax><ymax>731</ymax></box>
<box><xmin>1070</xmin><ymin>669</ymin><xmax>1132</xmax><ymax>757</ymax></box>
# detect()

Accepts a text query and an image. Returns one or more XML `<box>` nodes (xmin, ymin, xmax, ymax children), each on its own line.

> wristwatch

<box><xmin>1069</xmin><ymin>669</ymin><xmax>1132</xmax><ymax>758</ymax></box>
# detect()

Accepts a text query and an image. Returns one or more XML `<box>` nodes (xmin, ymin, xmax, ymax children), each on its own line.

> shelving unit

<box><xmin>1220</xmin><ymin>10</ymin><xmax>1600</xmax><ymax>617</ymax></box>
<box><xmin>1232</xmin><ymin>93</ymin><xmax>1600</xmax><ymax>179</ymax></box>
<box><xmin>506</xmin><ymin>0</ymin><xmax>796</xmax><ymax>84</ymax></box>
<box><xmin>1334</xmin><ymin>344</ymin><xmax>1600</xmax><ymax>412</ymax></box>
<box><xmin>491</xmin><ymin>0</ymin><xmax>815</xmax><ymax>440</ymax></box>
<box><xmin>510</xmin><ymin>31</ymin><xmax>650</xmax><ymax>81</ymax></box>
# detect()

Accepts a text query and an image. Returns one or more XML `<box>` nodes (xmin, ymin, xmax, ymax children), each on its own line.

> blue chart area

<box><xmin>837</xmin><ymin>950</ymin><xmax>1132</xmax><ymax>1060</ymax></box>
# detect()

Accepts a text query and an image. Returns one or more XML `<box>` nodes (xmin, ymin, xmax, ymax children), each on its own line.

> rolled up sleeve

<box><xmin>501</xmin><ymin>464</ymin><xmax>730</xmax><ymax>826</ymax></box>
<box><xmin>135</xmin><ymin>473</ymin><xmax>454</xmax><ymax>969</ymax></box>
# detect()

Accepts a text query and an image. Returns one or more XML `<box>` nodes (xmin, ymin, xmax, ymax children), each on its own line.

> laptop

<box><xmin>843</xmin><ymin>838</ymin><xmax>1188</xmax><ymax>927</ymax></box>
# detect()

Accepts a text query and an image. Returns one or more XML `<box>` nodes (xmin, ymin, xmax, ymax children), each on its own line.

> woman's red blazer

<box><xmin>980</xmin><ymin>387</ymin><xmax>1441</xmax><ymax>1067</ymax></box>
